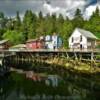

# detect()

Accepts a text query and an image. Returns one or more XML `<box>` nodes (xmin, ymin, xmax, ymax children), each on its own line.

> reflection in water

<box><xmin>0</xmin><ymin>69</ymin><xmax>100</xmax><ymax>100</ymax></box>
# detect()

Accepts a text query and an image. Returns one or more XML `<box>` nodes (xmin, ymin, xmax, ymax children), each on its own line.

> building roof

<box><xmin>0</xmin><ymin>39</ymin><xmax>9</xmax><ymax>45</ymax></box>
<box><xmin>11</xmin><ymin>44</ymin><xmax>26</xmax><ymax>48</ymax></box>
<box><xmin>26</xmin><ymin>39</ymin><xmax>39</xmax><ymax>43</ymax></box>
<box><xmin>76</xmin><ymin>28</ymin><xmax>98</xmax><ymax>40</ymax></box>
<box><xmin>26</xmin><ymin>38</ymin><xmax>44</xmax><ymax>43</ymax></box>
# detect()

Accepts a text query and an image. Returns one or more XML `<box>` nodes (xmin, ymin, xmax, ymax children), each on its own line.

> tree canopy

<box><xmin>2</xmin><ymin>30</ymin><xmax>25</xmax><ymax>45</ymax></box>
<box><xmin>1</xmin><ymin>7</ymin><xmax>100</xmax><ymax>48</ymax></box>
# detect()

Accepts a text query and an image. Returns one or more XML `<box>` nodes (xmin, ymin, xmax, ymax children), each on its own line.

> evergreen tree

<box><xmin>72</xmin><ymin>8</ymin><xmax>84</xmax><ymax>28</ymax></box>
<box><xmin>38</xmin><ymin>11</ymin><xmax>43</xmax><ymax>19</ymax></box>
<box><xmin>60</xmin><ymin>19</ymin><xmax>74</xmax><ymax>48</ymax></box>
<box><xmin>22</xmin><ymin>10</ymin><xmax>37</xmax><ymax>39</ymax></box>
<box><xmin>43</xmin><ymin>13</ymin><xmax>54</xmax><ymax>35</ymax></box>
<box><xmin>35</xmin><ymin>11</ymin><xmax>45</xmax><ymax>37</ymax></box>
<box><xmin>84</xmin><ymin>6</ymin><xmax>100</xmax><ymax>38</ymax></box>
<box><xmin>14</xmin><ymin>11</ymin><xmax>21</xmax><ymax>31</ymax></box>
<box><xmin>6</xmin><ymin>18</ymin><xmax>14</xmax><ymax>30</ymax></box>
<box><xmin>0</xmin><ymin>12</ymin><xmax>7</xmax><ymax>29</ymax></box>
<box><xmin>51</xmin><ymin>13</ymin><xmax>57</xmax><ymax>32</ymax></box>
<box><xmin>0</xmin><ymin>8</ymin><xmax>99</xmax><ymax>47</ymax></box>
<box><xmin>90</xmin><ymin>7</ymin><xmax>100</xmax><ymax>19</ymax></box>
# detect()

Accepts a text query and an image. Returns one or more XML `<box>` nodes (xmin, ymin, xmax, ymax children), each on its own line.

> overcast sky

<box><xmin>0</xmin><ymin>0</ymin><xmax>99</xmax><ymax>19</ymax></box>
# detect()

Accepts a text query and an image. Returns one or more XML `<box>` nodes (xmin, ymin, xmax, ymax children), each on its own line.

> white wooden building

<box><xmin>69</xmin><ymin>28</ymin><xmax>98</xmax><ymax>50</ymax></box>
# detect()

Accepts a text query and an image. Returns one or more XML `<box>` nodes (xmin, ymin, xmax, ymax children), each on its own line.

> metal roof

<box><xmin>26</xmin><ymin>39</ymin><xmax>39</xmax><ymax>43</ymax></box>
<box><xmin>76</xmin><ymin>28</ymin><xmax>98</xmax><ymax>40</ymax></box>
<box><xmin>0</xmin><ymin>39</ymin><xmax>9</xmax><ymax>45</ymax></box>
<box><xmin>11</xmin><ymin>44</ymin><xmax>26</xmax><ymax>48</ymax></box>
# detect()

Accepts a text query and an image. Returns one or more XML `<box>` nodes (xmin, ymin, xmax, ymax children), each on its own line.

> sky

<box><xmin>0</xmin><ymin>0</ymin><xmax>99</xmax><ymax>19</ymax></box>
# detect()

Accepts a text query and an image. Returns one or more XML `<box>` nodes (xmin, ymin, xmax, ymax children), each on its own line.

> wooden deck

<box><xmin>0</xmin><ymin>49</ymin><xmax>99</xmax><ymax>58</ymax></box>
<box><xmin>0</xmin><ymin>49</ymin><xmax>99</xmax><ymax>62</ymax></box>
<box><xmin>0</xmin><ymin>49</ymin><xmax>99</xmax><ymax>53</ymax></box>
<box><xmin>0</xmin><ymin>49</ymin><xmax>99</xmax><ymax>76</ymax></box>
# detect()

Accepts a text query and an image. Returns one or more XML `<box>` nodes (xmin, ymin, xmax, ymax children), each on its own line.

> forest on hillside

<box><xmin>0</xmin><ymin>7</ymin><xmax>100</xmax><ymax>48</ymax></box>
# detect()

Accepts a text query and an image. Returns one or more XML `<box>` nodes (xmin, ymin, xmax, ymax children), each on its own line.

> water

<box><xmin>0</xmin><ymin>65</ymin><xmax>100</xmax><ymax>100</ymax></box>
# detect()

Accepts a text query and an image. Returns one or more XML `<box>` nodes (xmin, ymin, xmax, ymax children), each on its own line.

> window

<box><xmin>80</xmin><ymin>35</ymin><xmax>82</xmax><ymax>42</ymax></box>
<box><xmin>72</xmin><ymin>37</ymin><xmax>74</xmax><ymax>43</ymax></box>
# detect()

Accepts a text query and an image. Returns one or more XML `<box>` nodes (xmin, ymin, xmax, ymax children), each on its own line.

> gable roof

<box><xmin>0</xmin><ymin>39</ymin><xmax>9</xmax><ymax>45</ymax></box>
<box><xmin>76</xmin><ymin>28</ymin><xmax>98</xmax><ymax>40</ymax></box>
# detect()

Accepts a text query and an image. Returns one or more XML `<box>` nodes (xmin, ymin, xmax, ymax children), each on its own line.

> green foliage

<box><xmin>2</xmin><ymin>30</ymin><xmax>25</xmax><ymax>45</ymax></box>
<box><xmin>35</xmin><ymin>12</ymin><xmax>45</xmax><ymax>37</ymax></box>
<box><xmin>58</xmin><ymin>20</ymin><xmax>74</xmax><ymax>48</ymax></box>
<box><xmin>22</xmin><ymin>10</ymin><xmax>37</xmax><ymax>39</ymax></box>
<box><xmin>72</xmin><ymin>8</ymin><xmax>84</xmax><ymax>28</ymax></box>
<box><xmin>13</xmin><ymin>11</ymin><xmax>21</xmax><ymax>31</ymax></box>
<box><xmin>84</xmin><ymin>6</ymin><xmax>100</xmax><ymax>35</ymax></box>
<box><xmin>0</xmin><ymin>29</ymin><xmax>6</xmax><ymax>39</ymax></box>
<box><xmin>0</xmin><ymin>12</ymin><xmax>8</xmax><ymax>29</ymax></box>
<box><xmin>0</xmin><ymin>8</ymin><xmax>100</xmax><ymax>48</ymax></box>
<box><xmin>95</xmin><ymin>33</ymin><xmax>100</xmax><ymax>39</ymax></box>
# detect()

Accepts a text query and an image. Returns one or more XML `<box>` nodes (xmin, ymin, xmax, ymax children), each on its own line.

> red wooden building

<box><xmin>26</xmin><ymin>39</ymin><xmax>44</xmax><ymax>50</ymax></box>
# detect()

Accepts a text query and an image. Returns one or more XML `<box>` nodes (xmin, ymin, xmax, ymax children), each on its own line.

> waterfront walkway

<box><xmin>0</xmin><ymin>49</ymin><xmax>100</xmax><ymax>76</ymax></box>
<box><xmin>0</xmin><ymin>49</ymin><xmax>99</xmax><ymax>61</ymax></box>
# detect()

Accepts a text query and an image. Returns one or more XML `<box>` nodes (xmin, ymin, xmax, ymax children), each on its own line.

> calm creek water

<box><xmin>0</xmin><ymin>64</ymin><xmax>100</xmax><ymax>100</ymax></box>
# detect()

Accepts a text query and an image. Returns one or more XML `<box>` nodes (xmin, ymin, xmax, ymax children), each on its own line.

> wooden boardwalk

<box><xmin>0</xmin><ymin>49</ymin><xmax>100</xmax><ymax>76</ymax></box>
<box><xmin>0</xmin><ymin>49</ymin><xmax>99</xmax><ymax>63</ymax></box>
<box><xmin>0</xmin><ymin>49</ymin><xmax>99</xmax><ymax>57</ymax></box>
